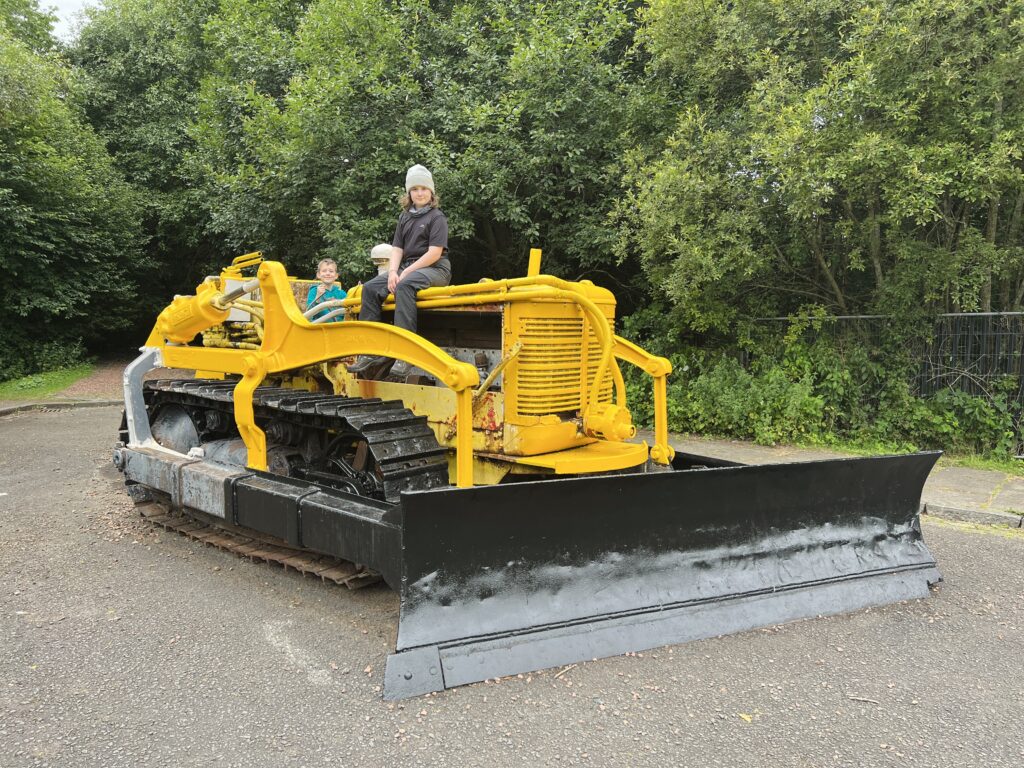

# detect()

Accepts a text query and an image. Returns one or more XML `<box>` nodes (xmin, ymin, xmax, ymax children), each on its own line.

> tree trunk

<box><xmin>1014</xmin><ymin>277</ymin><xmax>1024</xmax><ymax>312</ymax></box>
<box><xmin>869</xmin><ymin>197</ymin><xmax>884</xmax><ymax>293</ymax></box>
<box><xmin>1008</xmin><ymin>189</ymin><xmax>1024</xmax><ymax>245</ymax></box>
<box><xmin>941</xmin><ymin>195</ymin><xmax>956</xmax><ymax>249</ymax></box>
<box><xmin>483</xmin><ymin>220</ymin><xmax>498</xmax><ymax>262</ymax></box>
<box><xmin>982</xmin><ymin>196</ymin><xmax>999</xmax><ymax>312</ymax></box>
<box><xmin>981</xmin><ymin>96</ymin><xmax>1005</xmax><ymax>312</ymax></box>
<box><xmin>946</xmin><ymin>200</ymin><xmax>970</xmax><ymax>251</ymax></box>
<box><xmin>810</xmin><ymin>222</ymin><xmax>848</xmax><ymax>313</ymax></box>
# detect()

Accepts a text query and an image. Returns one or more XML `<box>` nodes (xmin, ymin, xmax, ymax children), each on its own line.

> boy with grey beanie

<box><xmin>404</xmin><ymin>164</ymin><xmax>434</xmax><ymax>193</ymax></box>
<box><xmin>348</xmin><ymin>164</ymin><xmax>451</xmax><ymax>379</ymax></box>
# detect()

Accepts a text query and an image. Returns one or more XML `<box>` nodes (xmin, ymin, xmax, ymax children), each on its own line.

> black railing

<box><xmin>752</xmin><ymin>313</ymin><xmax>1024</xmax><ymax>401</ymax></box>
<box><xmin>919</xmin><ymin>314</ymin><xmax>1024</xmax><ymax>399</ymax></box>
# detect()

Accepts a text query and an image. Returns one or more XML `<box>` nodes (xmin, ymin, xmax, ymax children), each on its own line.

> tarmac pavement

<box><xmin>0</xmin><ymin>404</ymin><xmax>1022</xmax><ymax>767</ymax></box>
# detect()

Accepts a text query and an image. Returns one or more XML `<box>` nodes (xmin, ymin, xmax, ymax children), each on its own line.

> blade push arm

<box><xmin>137</xmin><ymin>261</ymin><xmax>479</xmax><ymax>484</ymax></box>
<box><xmin>613</xmin><ymin>336</ymin><xmax>674</xmax><ymax>464</ymax></box>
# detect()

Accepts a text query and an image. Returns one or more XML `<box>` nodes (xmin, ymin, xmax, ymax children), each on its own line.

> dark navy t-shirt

<box><xmin>393</xmin><ymin>208</ymin><xmax>450</xmax><ymax>271</ymax></box>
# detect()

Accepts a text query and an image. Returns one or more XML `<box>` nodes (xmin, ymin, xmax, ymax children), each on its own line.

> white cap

<box><xmin>405</xmin><ymin>164</ymin><xmax>435</xmax><ymax>193</ymax></box>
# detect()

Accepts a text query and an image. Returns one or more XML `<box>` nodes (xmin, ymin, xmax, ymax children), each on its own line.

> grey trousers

<box><xmin>358</xmin><ymin>263</ymin><xmax>451</xmax><ymax>333</ymax></box>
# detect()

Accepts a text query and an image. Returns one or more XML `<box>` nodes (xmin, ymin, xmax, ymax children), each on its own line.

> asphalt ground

<box><xmin>1</xmin><ymin>405</ymin><xmax>1022</xmax><ymax>767</ymax></box>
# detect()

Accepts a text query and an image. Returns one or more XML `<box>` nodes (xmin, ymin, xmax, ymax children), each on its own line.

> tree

<box><xmin>189</xmin><ymin>0</ymin><xmax>645</xmax><ymax>296</ymax></box>
<box><xmin>0</xmin><ymin>0</ymin><xmax>55</xmax><ymax>52</ymax></box>
<box><xmin>624</xmin><ymin>0</ymin><xmax>1024</xmax><ymax>332</ymax></box>
<box><xmin>69</xmin><ymin>0</ymin><xmax>223</xmax><ymax>299</ymax></box>
<box><xmin>0</xmin><ymin>28</ymin><xmax>143</xmax><ymax>378</ymax></box>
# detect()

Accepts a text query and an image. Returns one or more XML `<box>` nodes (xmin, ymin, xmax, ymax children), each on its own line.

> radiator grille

<box><xmin>515</xmin><ymin>317</ymin><xmax>614</xmax><ymax>416</ymax></box>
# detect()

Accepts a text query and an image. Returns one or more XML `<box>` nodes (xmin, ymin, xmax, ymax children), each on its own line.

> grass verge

<box><xmin>936</xmin><ymin>452</ymin><xmax>1024</xmax><ymax>477</ymax></box>
<box><xmin>673</xmin><ymin>430</ymin><xmax>1024</xmax><ymax>478</ymax></box>
<box><xmin>0</xmin><ymin>364</ymin><xmax>95</xmax><ymax>401</ymax></box>
<box><xmin>815</xmin><ymin>436</ymin><xmax>1024</xmax><ymax>477</ymax></box>
<box><xmin>923</xmin><ymin>516</ymin><xmax>1024</xmax><ymax>537</ymax></box>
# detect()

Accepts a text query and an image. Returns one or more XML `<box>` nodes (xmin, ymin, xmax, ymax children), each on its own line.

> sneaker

<box><xmin>390</xmin><ymin>360</ymin><xmax>412</xmax><ymax>378</ymax></box>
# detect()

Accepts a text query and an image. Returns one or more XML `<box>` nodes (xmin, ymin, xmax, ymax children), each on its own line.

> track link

<box><xmin>122</xmin><ymin>379</ymin><xmax>449</xmax><ymax>586</ymax></box>
<box><xmin>135</xmin><ymin>500</ymin><xmax>381</xmax><ymax>589</ymax></box>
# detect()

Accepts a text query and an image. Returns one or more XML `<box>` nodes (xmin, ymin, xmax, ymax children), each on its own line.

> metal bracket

<box><xmin>123</xmin><ymin>347</ymin><xmax>162</xmax><ymax>447</ymax></box>
<box><xmin>475</xmin><ymin>342</ymin><xmax>521</xmax><ymax>399</ymax></box>
<box><xmin>383</xmin><ymin>645</ymin><xmax>445</xmax><ymax>700</ymax></box>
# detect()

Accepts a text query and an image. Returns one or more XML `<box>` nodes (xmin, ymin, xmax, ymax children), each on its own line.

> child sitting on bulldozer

<box><xmin>305</xmin><ymin>258</ymin><xmax>347</xmax><ymax>322</ymax></box>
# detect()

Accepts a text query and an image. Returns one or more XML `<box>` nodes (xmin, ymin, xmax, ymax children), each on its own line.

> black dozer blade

<box><xmin>383</xmin><ymin>451</ymin><xmax>941</xmax><ymax>698</ymax></box>
<box><xmin>117</xmin><ymin>445</ymin><xmax>941</xmax><ymax>699</ymax></box>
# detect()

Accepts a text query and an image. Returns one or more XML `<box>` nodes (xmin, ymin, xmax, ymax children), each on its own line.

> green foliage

<box><xmin>74</xmin><ymin>0</ymin><xmax>1023</xmax><ymax>321</ymax></box>
<box><xmin>0</xmin><ymin>0</ymin><xmax>55</xmax><ymax>52</ymax></box>
<box><xmin>923</xmin><ymin>389</ymin><xmax>1017</xmax><ymax>456</ymax></box>
<box><xmin>623</xmin><ymin>319</ymin><xmax>1021</xmax><ymax>458</ymax></box>
<box><xmin>0</xmin><ymin>28</ymin><xmax>143</xmax><ymax>380</ymax></box>
<box><xmin>183</xmin><ymin>0</ymin><xmax>644</xmax><ymax>290</ymax></box>
<box><xmin>679</xmin><ymin>357</ymin><xmax>826</xmax><ymax>445</ymax></box>
<box><xmin>69</xmin><ymin>0</ymin><xmax>224</xmax><ymax>297</ymax></box>
<box><xmin>624</xmin><ymin>0</ymin><xmax>1024</xmax><ymax>328</ymax></box>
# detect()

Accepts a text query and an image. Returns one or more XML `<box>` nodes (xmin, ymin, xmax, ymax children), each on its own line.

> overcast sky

<box><xmin>46</xmin><ymin>0</ymin><xmax>99</xmax><ymax>41</ymax></box>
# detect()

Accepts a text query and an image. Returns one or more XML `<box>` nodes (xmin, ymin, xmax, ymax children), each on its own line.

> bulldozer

<box><xmin>114</xmin><ymin>250</ymin><xmax>941</xmax><ymax>699</ymax></box>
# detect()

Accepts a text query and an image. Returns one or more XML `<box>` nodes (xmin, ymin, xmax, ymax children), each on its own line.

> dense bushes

<box><xmin>675</xmin><ymin>359</ymin><xmax>825</xmax><ymax>446</ymax></box>
<box><xmin>625</xmin><ymin>316</ymin><xmax>1021</xmax><ymax>457</ymax></box>
<box><xmin>0</xmin><ymin>20</ymin><xmax>143</xmax><ymax>380</ymax></box>
<box><xmin>624</xmin><ymin>0</ymin><xmax>1024</xmax><ymax>329</ymax></box>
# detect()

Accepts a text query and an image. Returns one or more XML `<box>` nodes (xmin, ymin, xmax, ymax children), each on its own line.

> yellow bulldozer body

<box><xmin>140</xmin><ymin>251</ymin><xmax>674</xmax><ymax>486</ymax></box>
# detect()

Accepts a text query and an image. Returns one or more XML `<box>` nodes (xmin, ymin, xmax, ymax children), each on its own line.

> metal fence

<box><xmin>753</xmin><ymin>313</ymin><xmax>1024</xmax><ymax>401</ymax></box>
<box><xmin>919</xmin><ymin>314</ymin><xmax>1024</xmax><ymax>399</ymax></box>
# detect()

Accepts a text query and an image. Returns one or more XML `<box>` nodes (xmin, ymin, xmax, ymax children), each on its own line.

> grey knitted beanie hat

<box><xmin>405</xmin><ymin>164</ymin><xmax>435</xmax><ymax>193</ymax></box>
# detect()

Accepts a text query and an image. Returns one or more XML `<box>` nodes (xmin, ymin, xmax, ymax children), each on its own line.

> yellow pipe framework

<box><xmin>344</xmin><ymin>275</ymin><xmax>674</xmax><ymax>459</ymax></box>
<box><xmin>612</xmin><ymin>335</ymin><xmax>674</xmax><ymax>464</ymax></box>
<box><xmin>348</xmin><ymin>276</ymin><xmax>625</xmax><ymax>412</ymax></box>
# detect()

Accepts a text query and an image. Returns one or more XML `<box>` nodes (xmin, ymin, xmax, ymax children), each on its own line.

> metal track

<box><xmin>142</xmin><ymin>379</ymin><xmax>450</xmax><ymax>502</ymax></box>
<box><xmin>125</xmin><ymin>379</ymin><xmax>451</xmax><ymax>590</ymax></box>
<box><xmin>135</xmin><ymin>499</ymin><xmax>381</xmax><ymax>589</ymax></box>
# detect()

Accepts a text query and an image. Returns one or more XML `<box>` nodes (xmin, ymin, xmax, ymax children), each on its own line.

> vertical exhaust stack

<box><xmin>527</xmin><ymin>247</ymin><xmax>543</xmax><ymax>277</ymax></box>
